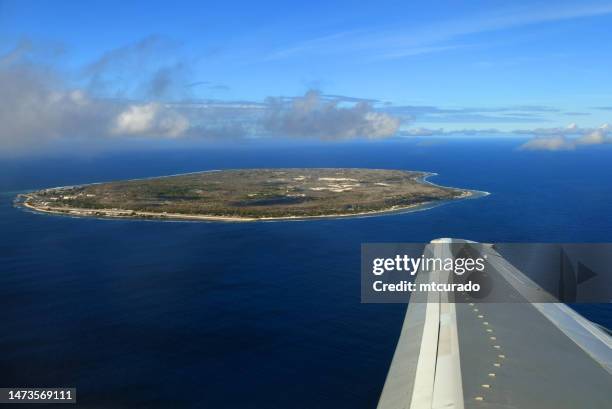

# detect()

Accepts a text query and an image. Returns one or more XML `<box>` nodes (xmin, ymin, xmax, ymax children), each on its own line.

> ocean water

<box><xmin>1</xmin><ymin>139</ymin><xmax>611</xmax><ymax>408</ymax></box>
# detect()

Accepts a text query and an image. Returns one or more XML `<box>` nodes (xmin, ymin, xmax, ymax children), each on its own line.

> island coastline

<box><xmin>15</xmin><ymin>169</ymin><xmax>488</xmax><ymax>223</ymax></box>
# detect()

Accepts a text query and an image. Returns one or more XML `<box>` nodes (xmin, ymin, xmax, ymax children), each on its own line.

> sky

<box><xmin>1</xmin><ymin>0</ymin><xmax>612</xmax><ymax>153</ymax></box>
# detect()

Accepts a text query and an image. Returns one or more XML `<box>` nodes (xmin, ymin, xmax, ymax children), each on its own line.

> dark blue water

<box><xmin>1</xmin><ymin>139</ymin><xmax>611</xmax><ymax>408</ymax></box>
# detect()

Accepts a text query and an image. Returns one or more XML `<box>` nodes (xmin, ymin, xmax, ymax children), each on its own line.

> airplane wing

<box><xmin>376</xmin><ymin>239</ymin><xmax>612</xmax><ymax>409</ymax></box>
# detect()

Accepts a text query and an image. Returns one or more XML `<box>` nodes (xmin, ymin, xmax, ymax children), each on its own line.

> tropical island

<box><xmin>16</xmin><ymin>168</ymin><xmax>477</xmax><ymax>221</ymax></box>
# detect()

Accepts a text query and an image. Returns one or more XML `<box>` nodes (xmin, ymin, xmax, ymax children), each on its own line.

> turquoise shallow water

<box><xmin>1</xmin><ymin>139</ymin><xmax>610</xmax><ymax>408</ymax></box>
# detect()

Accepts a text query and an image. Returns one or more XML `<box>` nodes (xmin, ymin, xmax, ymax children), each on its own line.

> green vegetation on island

<box><xmin>17</xmin><ymin>168</ymin><xmax>474</xmax><ymax>221</ymax></box>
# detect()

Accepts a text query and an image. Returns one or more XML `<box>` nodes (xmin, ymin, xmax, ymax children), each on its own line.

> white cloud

<box><xmin>262</xmin><ymin>90</ymin><xmax>400</xmax><ymax>139</ymax></box>
<box><xmin>400</xmin><ymin>127</ymin><xmax>441</xmax><ymax>136</ymax></box>
<box><xmin>112</xmin><ymin>103</ymin><xmax>189</xmax><ymax>138</ymax></box>
<box><xmin>0</xmin><ymin>52</ymin><xmax>191</xmax><ymax>152</ymax></box>
<box><xmin>519</xmin><ymin>136</ymin><xmax>575</xmax><ymax>151</ymax></box>
<box><xmin>515</xmin><ymin>122</ymin><xmax>584</xmax><ymax>136</ymax></box>
<box><xmin>575</xmin><ymin>129</ymin><xmax>612</xmax><ymax>146</ymax></box>
<box><xmin>519</xmin><ymin>125</ymin><xmax>612</xmax><ymax>150</ymax></box>
<box><xmin>361</xmin><ymin>112</ymin><xmax>401</xmax><ymax>138</ymax></box>
<box><xmin>566</xmin><ymin>122</ymin><xmax>578</xmax><ymax>131</ymax></box>
<box><xmin>0</xmin><ymin>58</ymin><xmax>113</xmax><ymax>149</ymax></box>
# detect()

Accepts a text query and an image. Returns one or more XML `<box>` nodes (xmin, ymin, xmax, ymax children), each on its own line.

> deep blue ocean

<box><xmin>1</xmin><ymin>138</ymin><xmax>611</xmax><ymax>408</ymax></box>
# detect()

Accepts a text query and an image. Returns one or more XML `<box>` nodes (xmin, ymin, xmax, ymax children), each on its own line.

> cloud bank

<box><xmin>262</xmin><ymin>91</ymin><xmax>400</xmax><ymax>139</ymax></box>
<box><xmin>519</xmin><ymin>124</ymin><xmax>612</xmax><ymax>151</ymax></box>
<box><xmin>1</xmin><ymin>38</ymin><xmax>610</xmax><ymax>155</ymax></box>
<box><xmin>0</xmin><ymin>41</ymin><xmax>195</xmax><ymax>150</ymax></box>
<box><xmin>0</xmin><ymin>42</ymin><xmax>402</xmax><ymax>154</ymax></box>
